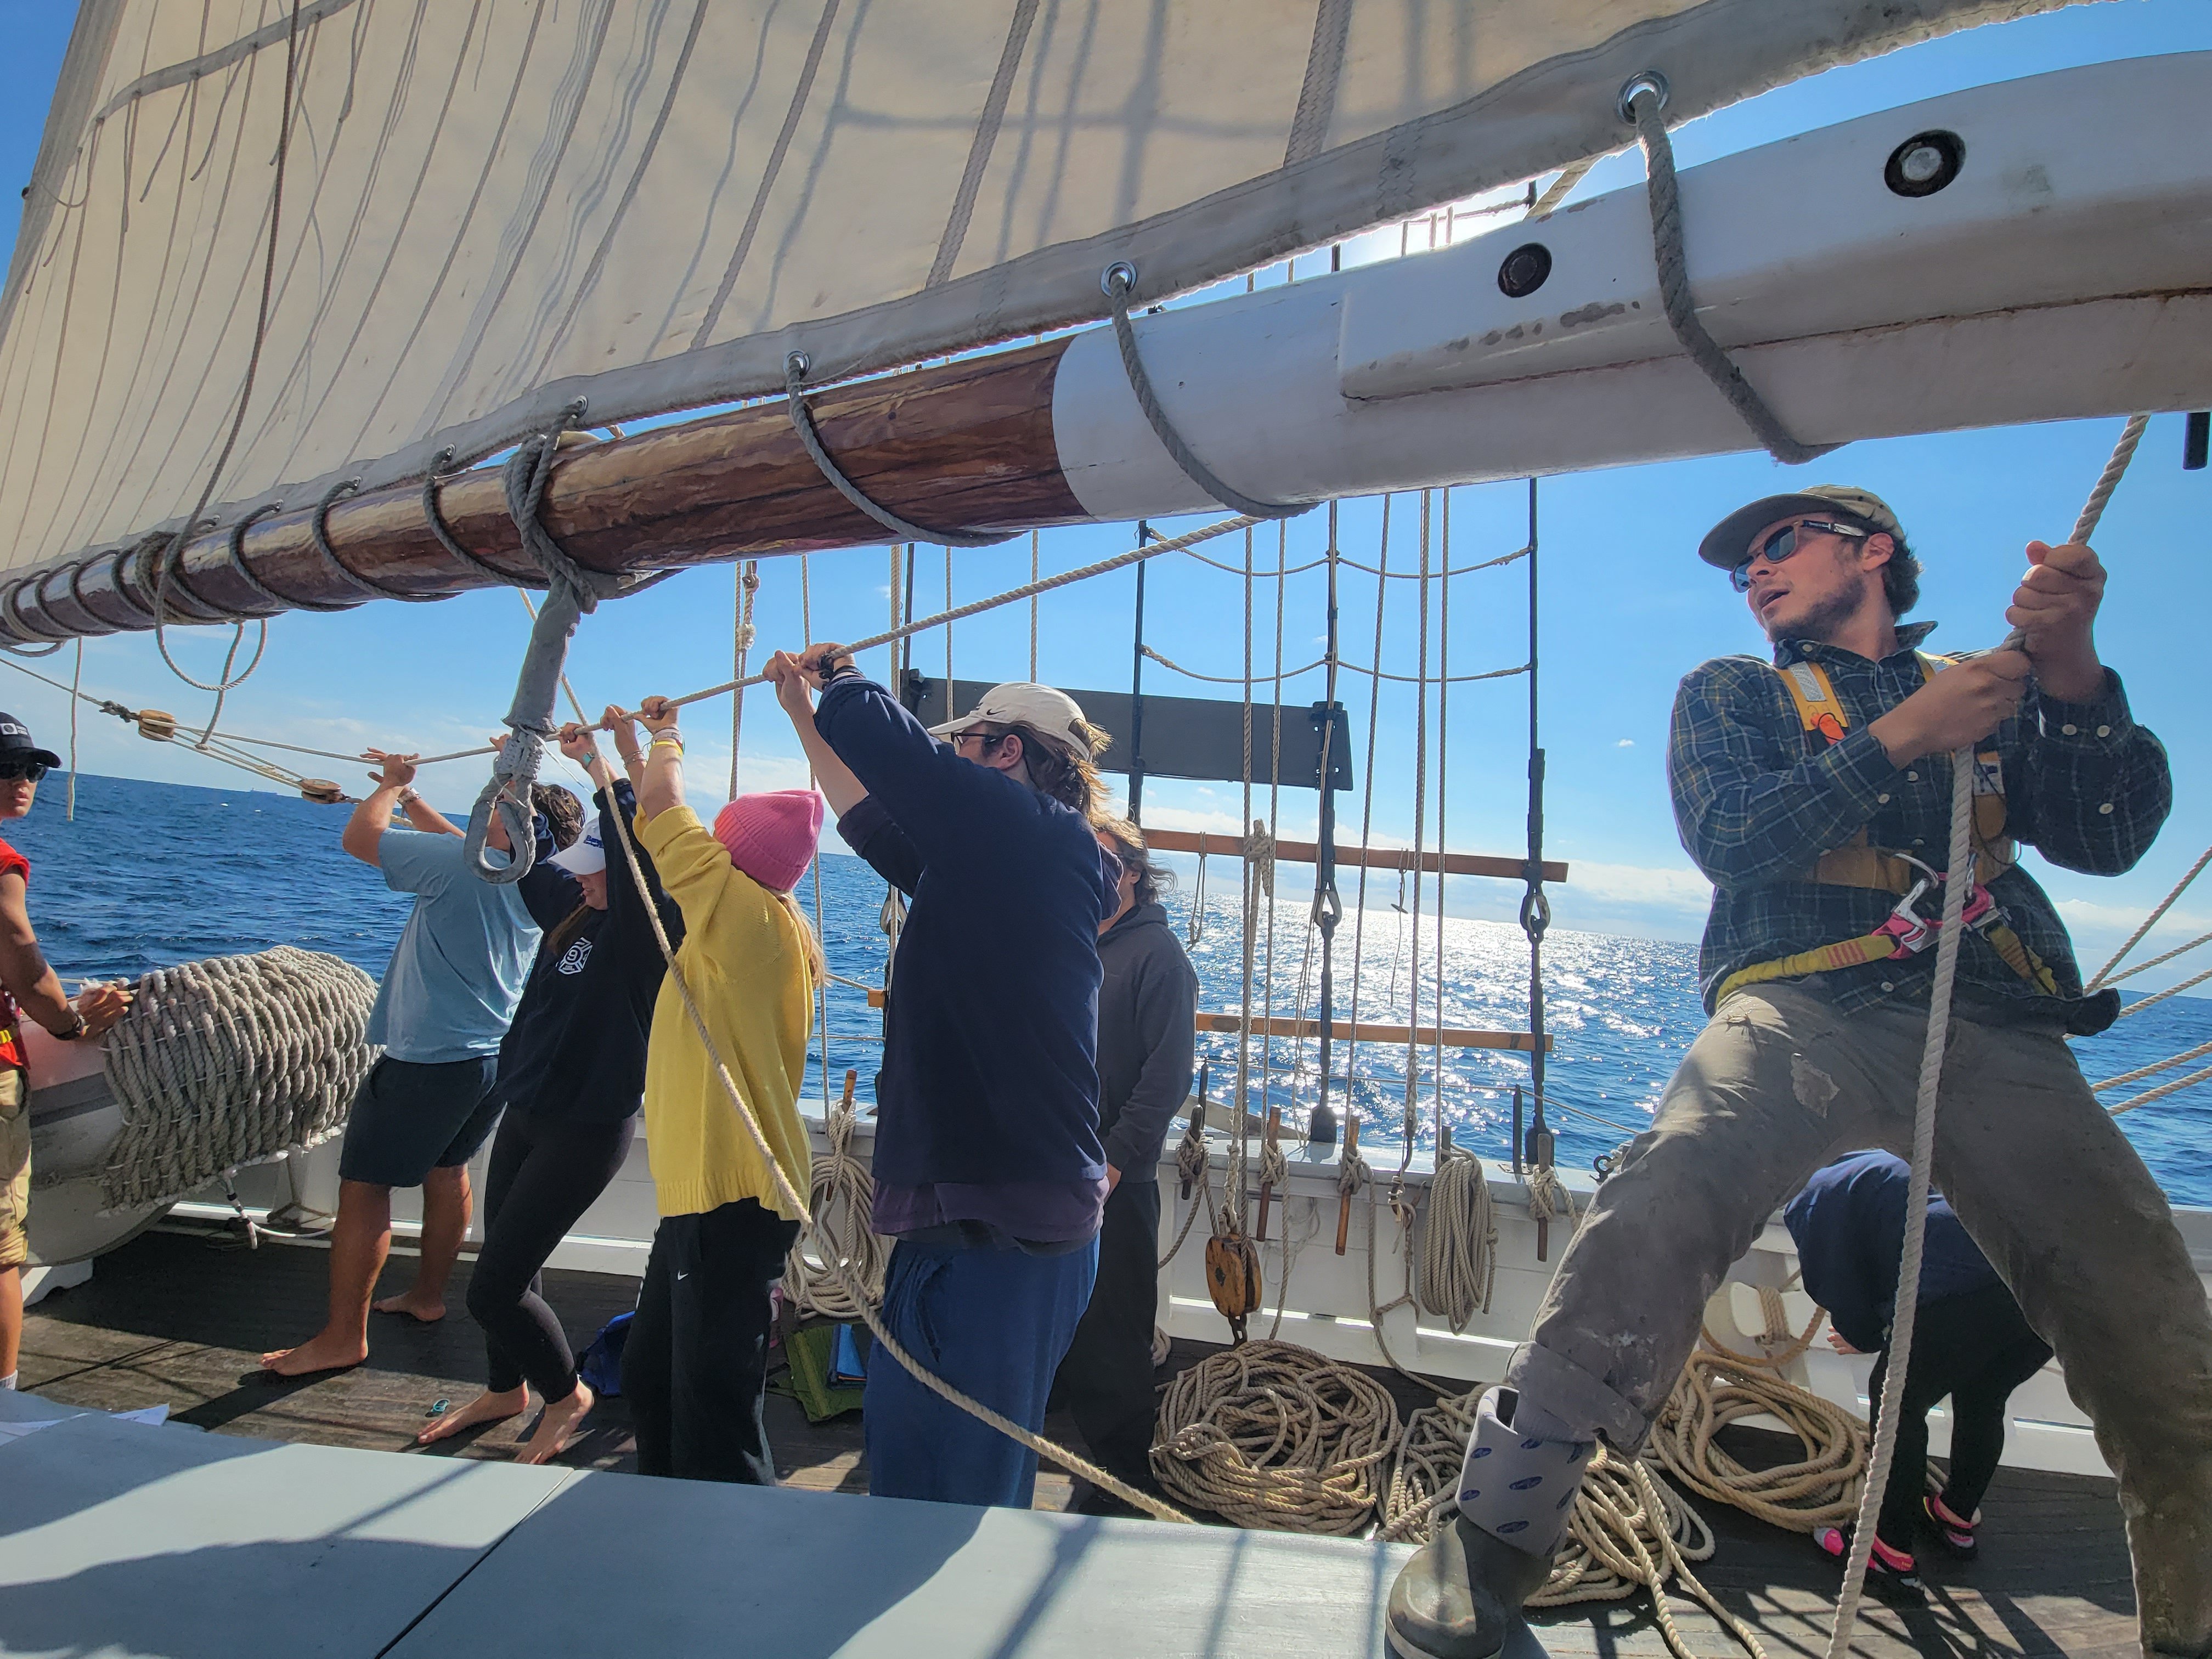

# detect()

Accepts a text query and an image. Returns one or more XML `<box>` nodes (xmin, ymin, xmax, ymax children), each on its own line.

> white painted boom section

<box><xmin>1053</xmin><ymin>53</ymin><xmax>2212</xmax><ymax>520</ymax></box>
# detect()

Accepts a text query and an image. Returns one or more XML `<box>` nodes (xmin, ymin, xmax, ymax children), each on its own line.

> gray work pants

<box><xmin>1506</xmin><ymin>983</ymin><xmax>2212</xmax><ymax>1658</ymax></box>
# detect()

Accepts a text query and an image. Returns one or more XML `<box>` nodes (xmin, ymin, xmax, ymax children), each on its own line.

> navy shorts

<box><xmin>337</xmin><ymin>1056</ymin><xmax>503</xmax><ymax>1188</ymax></box>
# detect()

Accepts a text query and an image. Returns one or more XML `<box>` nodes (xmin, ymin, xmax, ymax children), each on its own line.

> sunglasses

<box><xmin>1729</xmin><ymin>518</ymin><xmax>1869</xmax><ymax>592</ymax></box>
<box><xmin>0</xmin><ymin>760</ymin><xmax>49</xmax><ymax>782</ymax></box>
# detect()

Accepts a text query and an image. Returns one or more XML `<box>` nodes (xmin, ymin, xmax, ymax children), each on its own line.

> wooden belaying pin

<box><xmin>1183</xmin><ymin>1062</ymin><xmax>1210</xmax><ymax>1200</ymax></box>
<box><xmin>1335</xmin><ymin>1115</ymin><xmax>1360</xmax><ymax>1256</ymax></box>
<box><xmin>1256</xmin><ymin>1106</ymin><xmax>1282</xmax><ymax>1241</ymax></box>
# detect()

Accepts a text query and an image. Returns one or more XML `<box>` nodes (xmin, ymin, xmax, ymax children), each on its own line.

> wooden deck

<box><xmin>17</xmin><ymin>1224</ymin><xmax>2141</xmax><ymax>1658</ymax></box>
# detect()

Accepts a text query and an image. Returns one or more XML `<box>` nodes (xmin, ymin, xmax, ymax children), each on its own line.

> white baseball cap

<box><xmin>549</xmin><ymin>819</ymin><xmax>606</xmax><ymax>875</ymax></box>
<box><xmin>926</xmin><ymin>682</ymin><xmax>1091</xmax><ymax>748</ymax></box>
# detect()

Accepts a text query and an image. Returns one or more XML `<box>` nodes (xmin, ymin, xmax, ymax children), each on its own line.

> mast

<box><xmin>1127</xmin><ymin>522</ymin><xmax>1152</xmax><ymax>823</ymax></box>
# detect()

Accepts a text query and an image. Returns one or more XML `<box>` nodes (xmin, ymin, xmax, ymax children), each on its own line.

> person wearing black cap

<box><xmin>1385</xmin><ymin>488</ymin><xmax>2211</xmax><ymax>1659</ymax></box>
<box><xmin>0</xmin><ymin>713</ymin><xmax>133</xmax><ymax>1393</ymax></box>
<box><xmin>261</xmin><ymin>749</ymin><xmax>583</xmax><ymax>1378</ymax></box>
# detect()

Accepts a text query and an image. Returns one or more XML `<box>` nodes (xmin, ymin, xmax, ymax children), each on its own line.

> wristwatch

<box><xmin>396</xmin><ymin>787</ymin><xmax>421</xmax><ymax>808</ymax></box>
<box><xmin>54</xmin><ymin>1008</ymin><xmax>88</xmax><ymax>1041</ymax></box>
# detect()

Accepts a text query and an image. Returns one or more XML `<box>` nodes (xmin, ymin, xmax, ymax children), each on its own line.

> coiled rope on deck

<box><xmin>1150</xmin><ymin>1339</ymin><xmax>1401</xmax><ymax>1534</ymax></box>
<box><xmin>1383</xmin><ymin>1400</ymin><xmax>1765</xmax><ymax>1659</ymax></box>
<box><xmin>98</xmin><ymin>947</ymin><xmax>377</xmax><ymax>1212</ymax></box>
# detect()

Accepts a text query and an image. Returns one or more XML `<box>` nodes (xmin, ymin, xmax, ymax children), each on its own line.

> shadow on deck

<box><xmin>20</xmin><ymin>1227</ymin><xmax>2139</xmax><ymax>1658</ymax></box>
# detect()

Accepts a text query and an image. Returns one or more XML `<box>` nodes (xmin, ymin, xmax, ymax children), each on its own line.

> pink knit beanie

<box><xmin>713</xmin><ymin>789</ymin><xmax>825</xmax><ymax>892</ymax></box>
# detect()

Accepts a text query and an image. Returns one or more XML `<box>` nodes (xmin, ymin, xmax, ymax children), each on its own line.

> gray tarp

<box><xmin>0</xmin><ymin>0</ymin><xmax>2078</xmax><ymax>578</ymax></box>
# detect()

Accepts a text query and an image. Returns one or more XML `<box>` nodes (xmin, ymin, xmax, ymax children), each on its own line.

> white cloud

<box><xmin>1559</xmin><ymin>859</ymin><xmax>1713</xmax><ymax>912</ymax></box>
<box><xmin>1616</xmin><ymin>738</ymin><xmax>1635</xmax><ymax>748</ymax></box>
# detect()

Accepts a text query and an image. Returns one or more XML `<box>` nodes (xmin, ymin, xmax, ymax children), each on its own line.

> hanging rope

<box><xmin>1150</xmin><ymin>1339</ymin><xmax>1401</xmax><ymax>1533</ymax></box>
<box><xmin>782</xmin><ymin>1077</ymin><xmax>889</xmax><ymax>1319</ymax></box>
<box><xmin>1826</xmin><ymin>407</ymin><xmax>2147</xmax><ymax>1657</ymax></box>
<box><xmin>729</xmin><ymin>561</ymin><xmax>759</xmax><ymax>800</ymax></box>
<box><xmin>1622</xmin><ymin>74</ymin><xmax>1833</xmax><ymax>468</ymax></box>
<box><xmin>783</xmin><ymin>352</ymin><xmax>1009</xmax><ymax>548</ymax></box>
<box><xmin>2106</xmin><ymin>1063</ymin><xmax>2212</xmax><ymax>1118</ymax></box>
<box><xmin>1417</xmin><ymin>1143</ymin><xmax>1497</xmax><ymax>1332</ymax></box>
<box><xmin>1101</xmin><ymin>262</ymin><xmax>1310</xmax><ymax>521</ymax></box>
<box><xmin>99</xmin><ymin>946</ymin><xmax>377</xmax><ymax>1212</ymax></box>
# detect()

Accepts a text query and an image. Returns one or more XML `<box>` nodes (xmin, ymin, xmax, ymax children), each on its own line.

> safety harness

<box><xmin>1716</xmin><ymin>654</ymin><xmax>2060</xmax><ymax>1003</ymax></box>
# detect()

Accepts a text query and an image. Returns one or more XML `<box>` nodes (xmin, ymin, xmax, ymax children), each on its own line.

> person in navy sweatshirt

<box><xmin>769</xmin><ymin>647</ymin><xmax>1118</xmax><ymax>1509</ymax></box>
<box><xmin>1785</xmin><ymin>1150</ymin><xmax>2053</xmax><ymax>1597</ymax></box>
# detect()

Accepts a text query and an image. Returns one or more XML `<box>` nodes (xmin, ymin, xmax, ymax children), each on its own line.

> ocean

<box><xmin>15</xmin><ymin>772</ymin><xmax>2210</xmax><ymax>1207</ymax></box>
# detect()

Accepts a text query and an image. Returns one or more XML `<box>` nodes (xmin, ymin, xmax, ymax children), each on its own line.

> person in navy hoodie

<box><xmin>1785</xmin><ymin>1150</ymin><xmax>2053</xmax><ymax>1598</ymax></box>
<box><xmin>768</xmin><ymin>647</ymin><xmax>1117</xmax><ymax>1509</ymax></box>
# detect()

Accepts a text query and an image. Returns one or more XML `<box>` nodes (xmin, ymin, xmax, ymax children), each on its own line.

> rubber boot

<box><xmin>1386</xmin><ymin>1510</ymin><xmax>1555</xmax><ymax>1659</ymax></box>
<box><xmin>1385</xmin><ymin>1386</ymin><xmax>1590</xmax><ymax>1659</ymax></box>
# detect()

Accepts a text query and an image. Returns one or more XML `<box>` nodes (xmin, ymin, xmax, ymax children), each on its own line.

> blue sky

<box><xmin>2</xmin><ymin>1</ymin><xmax>2209</xmax><ymax>988</ymax></box>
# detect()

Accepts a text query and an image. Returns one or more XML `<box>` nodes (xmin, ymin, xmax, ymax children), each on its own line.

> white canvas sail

<box><xmin>0</xmin><ymin>0</ymin><xmax>2077</xmax><ymax>582</ymax></box>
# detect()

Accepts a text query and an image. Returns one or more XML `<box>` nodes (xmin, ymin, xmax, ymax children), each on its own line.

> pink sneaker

<box><xmin>1923</xmin><ymin>1493</ymin><xmax>1980</xmax><ymax>1559</ymax></box>
<box><xmin>1815</xmin><ymin>1525</ymin><xmax>1925</xmax><ymax>1601</ymax></box>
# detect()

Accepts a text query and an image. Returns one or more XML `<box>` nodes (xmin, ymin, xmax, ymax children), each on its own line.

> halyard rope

<box><xmin>1826</xmin><ymin>410</ymin><xmax>2147</xmax><ymax>1656</ymax></box>
<box><xmin>781</xmin><ymin>1084</ymin><xmax>889</xmax><ymax>1319</ymax></box>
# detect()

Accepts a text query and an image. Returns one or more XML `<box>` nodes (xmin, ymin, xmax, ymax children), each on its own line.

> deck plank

<box><xmin>20</xmin><ymin>1226</ymin><xmax>2142</xmax><ymax>1658</ymax></box>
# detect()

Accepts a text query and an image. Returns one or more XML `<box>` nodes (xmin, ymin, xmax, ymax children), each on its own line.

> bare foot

<box><xmin>517</xmin><ymin>1381</ymin><xmax>595</xmax><ymax>1465</ymax></box>
<box><xmin>259</xmin><ymin>1329</ymin><xmax>369</xmax><ymax>1376</ymax></box>
<box><xmin>417</xmin><ymin>1386</ymin><xmax>529</xmax><ymax>1446</ymax></box>
<box><xmin>371</xmin><ymin>1288</ymin><xmax>447</xmax><ymax>1324</ymax></box>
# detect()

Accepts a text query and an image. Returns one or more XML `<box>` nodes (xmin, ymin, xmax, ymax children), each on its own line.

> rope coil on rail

<box><xmin>1150</xmin><ymin>1339</ymin><xmax>1401</xmax><ymax>1533</ymax></box>
<box><xmin>98</xmin><ymin>946</ymin><xmax>377</xmax><ymax>1212</ymax></box>
<box><xmin>1416</xmin><ymin>1144</ymin><xmax>1497</xmax><ymax>1333</ymax></box>
<box><xmin>781</xmin><ymin>1086</ymin><xmax>889</xmax><ymax>1320</ymax></box>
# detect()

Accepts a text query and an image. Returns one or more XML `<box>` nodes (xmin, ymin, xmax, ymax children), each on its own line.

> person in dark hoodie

<box><xmin>416</xmin><ymin>712</ymin><xmax>683</xmax><ymax>1464</ymax></box>
<box><xmin>1054</xmin><ymin>818</ymin><xmax>1196</xmax><ymax>1509</ymax></box>
<box><xmin>768</xmin><ymin>650</ymin><xmax>1118</xmax><ymax>1510</ymax></box>
<box><xmin>1784</xmin><ymin>1150</ymin><xmax>2053</xmax><ymax>1597</ymax></box>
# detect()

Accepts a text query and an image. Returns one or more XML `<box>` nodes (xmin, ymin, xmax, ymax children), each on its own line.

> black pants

<box><xmin>470</xmin><ymin>1110</ymin><xmax>636</xmax><ymax>1400</ymax></box>
<box><xmin>1867</xmin><ymin>1280</ymin><xmax>2053</xmax><ymax>1551</ymax></box>
<box><xmin>1052</xmin><ymin>1178</ymin><xmax>1162</xmax><ymax>1491</ymax></box>
<box><xmin>622</xmin><ymin>1198</ymin><xmax>800</xmax><ymax>1485</ymax></box>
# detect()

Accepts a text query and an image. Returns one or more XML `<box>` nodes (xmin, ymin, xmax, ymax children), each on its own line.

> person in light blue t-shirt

<box><xmin>261</xmin><ymin>748</ymin><xmax>582</xmax><ymax>1378</ymax></box>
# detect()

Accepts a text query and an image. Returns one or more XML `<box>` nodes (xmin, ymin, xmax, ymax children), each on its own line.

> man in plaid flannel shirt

<box><xmin>1389</xmin><ymin>487</ymin><xmax>2212</xmax><ymax>1659</ymax></box>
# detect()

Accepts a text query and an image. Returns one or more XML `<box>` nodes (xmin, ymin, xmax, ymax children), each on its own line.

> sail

<box><xmin>0</xmin><ymin>0</ymin><xmax>2074</xmax><ymax>584</ymax></box>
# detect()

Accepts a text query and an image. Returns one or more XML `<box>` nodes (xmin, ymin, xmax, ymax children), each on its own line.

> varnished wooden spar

<box><xmin>4</xmin><ymin>342</ymin><xmax>1085</xmax><ymax>642</ymax></box>
<box><xmin>1141</xmin><ymin>827</ymin><xmax>1568</xmax><ymax>886</ymax></box>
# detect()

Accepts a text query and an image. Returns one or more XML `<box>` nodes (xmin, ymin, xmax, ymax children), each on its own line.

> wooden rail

<box><xmin>1197</xmin><ymin>1013</ymin><xmax>1549</xmax><ymax>1052</ymax></box>
<box><xmin>865</xmin><ymin>985</ymin><xmax>1549</xmax><ymax>1052</ymax></box>
<box><xmin>1138</xmin><ymin>828</ymin><xmax>1566</xmax><ymax>885</ymax></box>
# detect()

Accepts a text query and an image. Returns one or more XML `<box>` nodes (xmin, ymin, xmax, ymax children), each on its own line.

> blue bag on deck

<box><xmin>577</xmin><ymin>1311</ymin><xmax>633</xmax><ymax>1396</ymax></box>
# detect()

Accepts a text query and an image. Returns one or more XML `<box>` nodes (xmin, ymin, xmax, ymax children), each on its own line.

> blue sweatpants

<box><xmin>865</xmin><ymin>1237</ymin><xmax>1097</xmax><ymax>1508</ymax></box>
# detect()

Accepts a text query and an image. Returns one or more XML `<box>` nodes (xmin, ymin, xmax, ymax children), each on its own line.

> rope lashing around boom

<box><xmin>458</xmin><ymin>413</ymin><xmax>677</xmax><ymax>887</ymax></box>
<box><xmin>98</xmin><ymin>947</ymin><xmax>377</xmax><ymax>1212</ymax></box>
<box><xmin>1825</xmin><ymin>409</ymin><xmax>2148</xmax><ymax>1657</ymax></box>
<box><xmin>1416</xmin><ymin>1143</ymin><xmax>1497</xmax><ymax>1333</ymax></box>
<box><xmin>783</xmin><ymin>352</ymin><xmax>1011</xmax><ymax>549</ymax></box>
<box><xmin>1150</xmin><ymin>1339</ymin><xmax>1401</xmax><ymax>1534</ymax></box>
<box><xmin>1101</xmin><ymin>262</ymin><xmax>1311</xmax><ymax>521</ymax></box>
<box><xmin>1622</xmin><ymin>73</ymin><xmax>1836</xmax><ymax>469</ymax></box>
<box><xmin>589</xmin><ymin>738</ymin><xmax>1193</xmax><ymax>1525</ymax></box>
<box><xmin>781</xmin><ymin>1082</ymin><xmax>889</xmax><ymax>1321</ymax></box>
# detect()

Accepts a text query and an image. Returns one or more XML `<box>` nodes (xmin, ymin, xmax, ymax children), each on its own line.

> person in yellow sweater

<box><xmin>620</xmin><ymin>693</ymin><xmax>824</xmax><ymax>1485</ymax></box>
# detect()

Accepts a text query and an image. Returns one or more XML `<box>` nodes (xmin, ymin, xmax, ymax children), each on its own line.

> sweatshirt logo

<box><xmin>558</xmin><ymin>938</ymin><xmax>593</xmax><ymax>976</ymax></box>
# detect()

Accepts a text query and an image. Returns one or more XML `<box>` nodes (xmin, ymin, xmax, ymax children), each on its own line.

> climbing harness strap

<box><xmin>1720</xmin><ymin>653</ymin><xmax>2056</xmax><ymax>1002</ymax></box>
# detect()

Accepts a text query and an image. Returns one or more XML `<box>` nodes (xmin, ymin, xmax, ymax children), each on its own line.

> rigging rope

<box><xmin>1102</xmin><ymin>263</ymin><xmax>1310</xmax><ymax>522</ymax></box>
<box><xmin>782</xmin><ymin>352</ymin><xmax>1009</xmax><ymax>548</ymax></box>
<box><xmin>1417</xmin><ymin>1143</ymin><xmax>1497</xmax><ymax>1333</ymax></box>
<box><xmin>1624</xmin><ymin>74</ymin><xmax>1833</xmax><ymax>469</ymax></box>
<box><xmin>2087</xmin><ymin>836</ymin><xmax>2212</xmax><ymax>990</ymax></box>
<box><xmin>1826</xmin><ymin>409</ymin><xmax>2147</xmax><ymax>1656</ymax></box>
<box><xmin>782</xmin><ymin>1077</ymin><xmax>889</xmax><ymax>1319</ymax></box>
